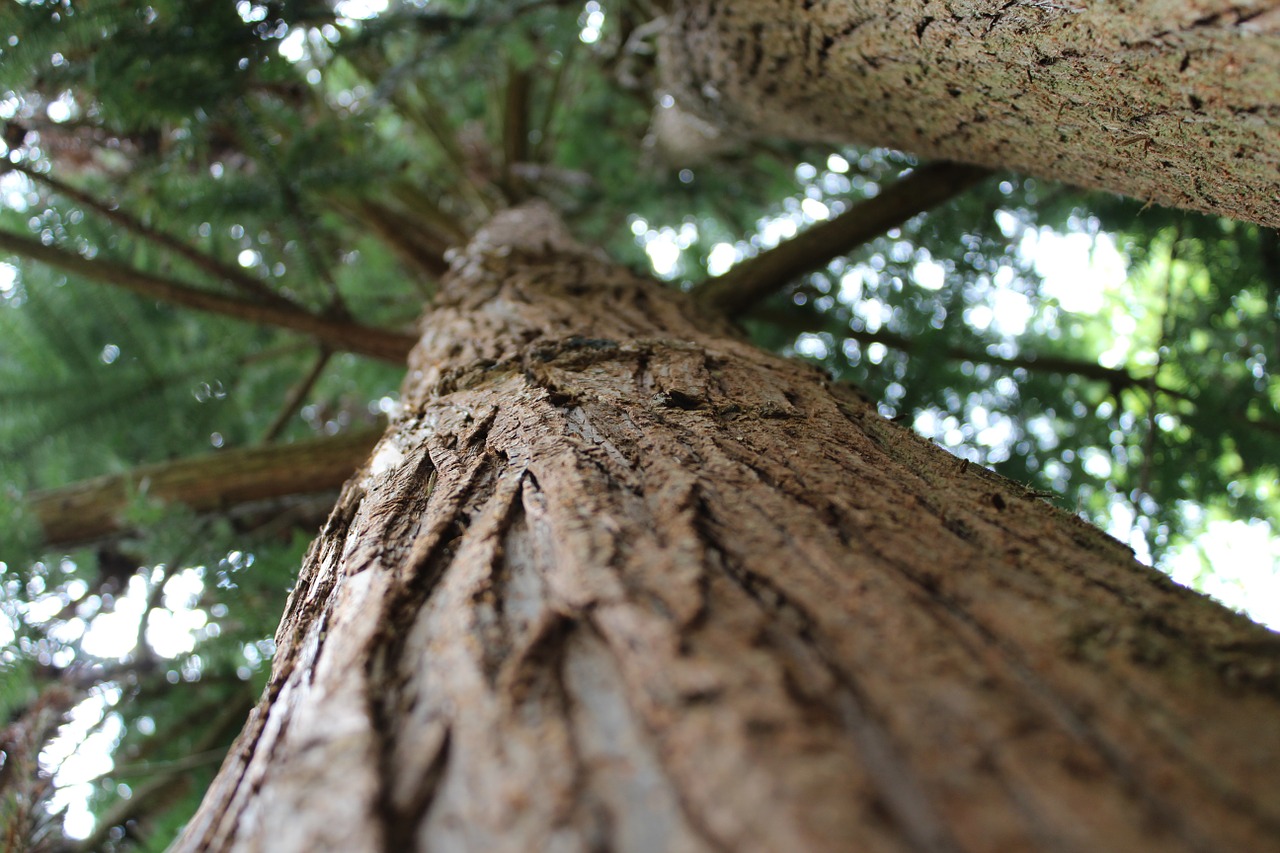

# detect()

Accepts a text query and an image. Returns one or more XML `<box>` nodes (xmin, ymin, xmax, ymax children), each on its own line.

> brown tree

<box><xmin>659</xmin><ymin>0</ymin><xmax>1280</xmax><ymax>226</ymax></box>
<box><xmin>173</xmin><ymin>205</ymin><xmax>1280</xmax><ymax>852</ymax></box>
<box><xmin>6</xmin><ymin>3</ymin><xmax>1279</xmax><ymax>850</ymax></box>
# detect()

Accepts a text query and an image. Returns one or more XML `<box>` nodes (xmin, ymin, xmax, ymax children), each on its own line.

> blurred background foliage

<box><xmin>0</xmin><ymin>0</ymin><xmax>1276</xmax><ymax>849</ymax></box>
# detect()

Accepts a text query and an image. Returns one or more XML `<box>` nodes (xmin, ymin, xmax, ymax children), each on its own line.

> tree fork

<box><xmin>177</xmin><ymin>206</ymin><xmax>1280</xmax><ymax>852</ymax></box>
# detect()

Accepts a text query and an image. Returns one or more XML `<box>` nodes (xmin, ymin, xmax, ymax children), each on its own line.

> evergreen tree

<box><xmin>1</xmin><ymin>2</ymin><xmax>1277</xmax><ymax>849</ymax></box>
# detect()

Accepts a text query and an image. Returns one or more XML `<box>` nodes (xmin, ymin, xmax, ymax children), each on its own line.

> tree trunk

<box><xmin>660</xmin><ymin>0</ymin><xmax>1280</xmax><ymax>227</ymax></box>
<box><xmin>175</xmin><ymin>205</ymin><xmax>1280</xmax><ymax>852</ymax></box>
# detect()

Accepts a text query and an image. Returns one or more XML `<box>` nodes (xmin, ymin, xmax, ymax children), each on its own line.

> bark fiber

<box><xmin>662</xmin><ymin>0</ymin><xmax>1280</xmax><ymax>226</ymax></box>
<box><xmin>176</xmin><ymin>206</ymin><xmax>1280</xmax><ymax>853</ymax></box>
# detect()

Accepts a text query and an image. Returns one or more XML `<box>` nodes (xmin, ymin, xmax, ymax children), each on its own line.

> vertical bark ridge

<box><xmin>376</xmin><ymin>451</ymin><xmax>529</xmax><ymax>847</ymax></box>
<box><xmin>560</xmin><ymin>623</ymin><xmax>730</xmax><ymax>853</ymax></box>
<box><xmin>677</xmin><ymin>372</ymin><xmax>1272</xmax><ymax>850</ymax></box>
<box><xmin>691</xmin><ymin>495</ymin><xmax>967</xmax><ymax>853</ymax></box>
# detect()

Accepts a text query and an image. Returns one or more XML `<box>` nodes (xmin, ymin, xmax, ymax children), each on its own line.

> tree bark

<box><xmin>660</xmin><ymin>0</ymin><xmax>1280</xmax><ymax>227</ymax></box>
<box><xmin>176</xmin><ymin>205</ymin><xmax>1280</xmax><ymax>852</ymax></box>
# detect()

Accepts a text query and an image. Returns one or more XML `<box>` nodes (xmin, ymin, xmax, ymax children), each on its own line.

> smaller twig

<box><xmin>836</xmin><ymin>320</ymin><xmax>1280</xmax><ymax>438</ymax></box>
<box><xmin>260</xmin><ymin>348</ymin><xmax>333</xmax><ymax>444</ymax></box>
<box><xmin>398</xmin><ymin>79</ymin><xmax>497</xmax><ymax>217</ymax></box>
<box><xmin>103</xmin><ymin>748</ymin><xmax>229</xmax><ymax>779</ymax></box>
<box><xmin>1256</xmin><ymin>229</ymin><xmax>1280</xmax><ymax>370</ymax></box>
<box><xmin>1140</xmin><ymin>226</ymin><xmax>1181</xmax><ymax>496</ymax></box>
<box><xmin>235</xmin><ymin>100</ymin><xmax>347</xmax><ymax>313</ymax></box>
<box><xmin>346</xmin><ymin>197</ymin><xmax>451</xmax><ymax>282</ymax></box>
<box><xmin>387</xmin><ymin>183</ymin><xmax>470</xmax><ymax>244</ymax></box>
<box><xmin>0</xmin><ymin>228</ymin><xmax>415</xmax><ymax>362</ymax></box>
<box><xmin>72</xmin><ymin>691</ymin><xmax>254</xmax><ymax>853</ymax></box>
<box><xmin>533</xmin><ymin>45</ymin><xmax>573</xmax><ymax>163</ymax></box>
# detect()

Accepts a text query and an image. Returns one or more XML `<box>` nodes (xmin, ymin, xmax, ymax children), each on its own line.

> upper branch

<box><xmin>8</xmin><ymin>160</ymin><xmax>298</xmax><ymax>307</ymax></box>
<box><xmin>696</xmin><ymin>162</ymin><xmax>990</xmax><ymax>317</ymax></box>
<box><xmin>0</xmin><ymin>229</ymin><xmax>416</xmax><ymax>363</ymax></box>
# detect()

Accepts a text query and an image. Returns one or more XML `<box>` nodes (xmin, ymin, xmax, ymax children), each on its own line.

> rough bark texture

<box><xmin>176</xmin><ymin>206</ymin><xmax>1280</xmax><ymax>853</ymax></box>
<box><xmin>661</xmin><ymin>0</ymin><xmax>1280</xmax><ymax>226</ymax></box>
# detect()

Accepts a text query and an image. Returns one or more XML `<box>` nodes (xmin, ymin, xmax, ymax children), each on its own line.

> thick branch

<box><xmin>697</xmin><ymin>162</ymin><xmax>991</xmax><ymax>317</ymax></box>
<box><xmin>28</xmin><ymin>428</ymin><xmax>382</xmax><ymax>548</ymax></box>
<box><xmin>0</xmin><ymin>229</ymin><xmax>415</xmax><ymax>362</ymax></box>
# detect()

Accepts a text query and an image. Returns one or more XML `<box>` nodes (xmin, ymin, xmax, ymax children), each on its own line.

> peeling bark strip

<box><xmin>177</xmin><ymin>206</ymin><xmax>1280</xmax><ymax>852</ymax></box>
<box><xmin>662</xmin><ymin>1</ymin><xmax>1280</xmax><ymax>227</ymax></box>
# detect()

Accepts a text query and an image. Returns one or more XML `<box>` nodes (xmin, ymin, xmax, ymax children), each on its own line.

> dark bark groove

<box><xmin>177</xmin><ymin>206</ymin><xmax>1280</xmax><ymax>852</ymax></box>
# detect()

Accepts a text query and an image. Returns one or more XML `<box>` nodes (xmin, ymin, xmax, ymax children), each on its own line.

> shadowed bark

<box><xmin>176</xmin><ymin>206</ymin><xmax>1280</xmax><ymax>853</ymax></box>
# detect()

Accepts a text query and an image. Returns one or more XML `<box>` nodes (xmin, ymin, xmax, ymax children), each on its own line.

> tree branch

<box><xmin>836</xmin><ymin>325</ymin><xmax>1280</xmax><ymax>437</ymax></box>
<box><xmin>697</xmin><ymin>162</ymin><xmax>991</xmax><ymax>317</ymax></box>
<box><xmin>259</xmin><ymin>348</ymin><xmax>332</xmax><ymax>444</ymax></box>
<box><xmin>501</xmin><ymin>62</ymin><xmax>533</xmax><ymax>200</ymax></box>
<box><xmin>7</xmin><ymin>160</ymin><xmax>298</xmax><ymax>307</ymax></box>
<box><xmin>347</xmin><ymin>197</ymin><xmax>452</xmax><ymax>281</ymax></box>
<box><xmin>839</xmin><ymin>325</ymin><xmax>1144</xmax><ymax>388</ymax></box>
<box><xmin>0</xmin><ymin>229</ymin><xmax>416</xmax><ymax>362</ymax></box>
<box><xmin>27</xmin><ymin>427</ymin><xmax>383</xmax><ymax>548</ymax></box>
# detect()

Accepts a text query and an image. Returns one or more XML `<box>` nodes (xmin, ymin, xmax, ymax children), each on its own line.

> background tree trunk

<box><xmin>660</xmin><ymin>0</ymin><xmax>1280</xmax><ymax>227</ymax></box>
<box><xmin>176</xmin><ymin>206</ymin><xmax>1280</xmax><ymax>852</ymax></box>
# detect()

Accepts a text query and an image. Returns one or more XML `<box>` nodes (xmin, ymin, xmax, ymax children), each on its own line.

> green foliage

<box><xmin>0</xmin><ymin>0</ymin><xmax>1276</xmax><ymax>848</ymax></box>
